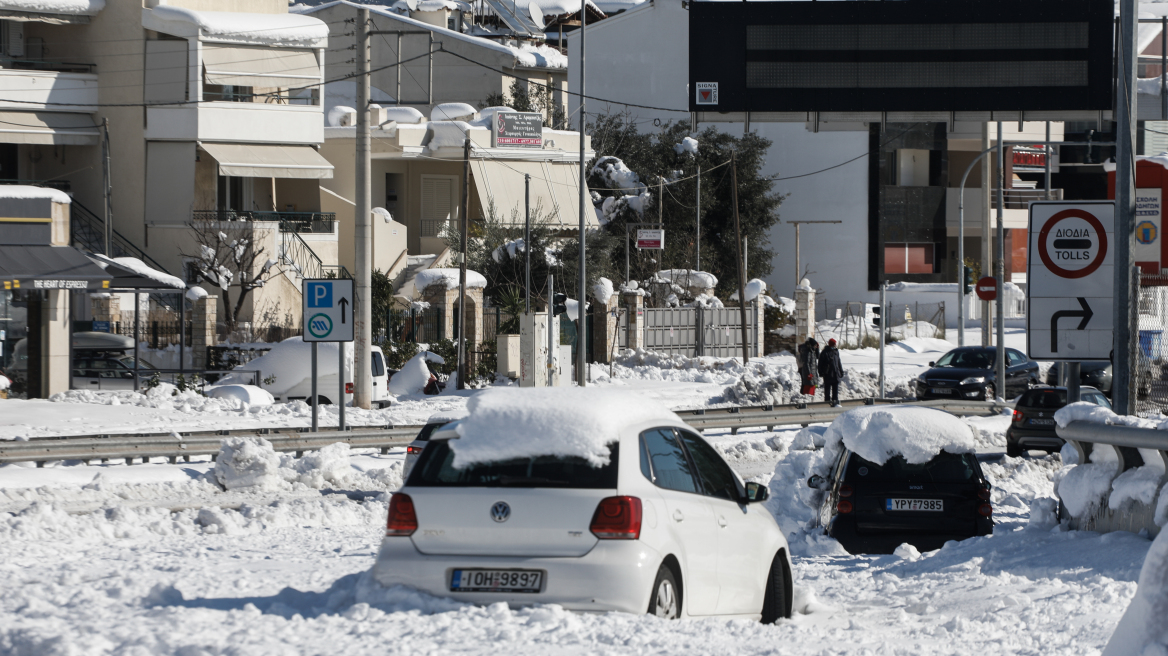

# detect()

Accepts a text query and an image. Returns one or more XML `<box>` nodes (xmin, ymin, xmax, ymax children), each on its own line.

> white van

<box><xmin>268</xmin><ymin>344</ymin><xmax>391</xmax><ymax>408</ymax></box>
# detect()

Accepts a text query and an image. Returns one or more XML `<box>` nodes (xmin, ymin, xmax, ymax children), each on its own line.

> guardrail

<box><xmin>1056</xmin><ymin>421</ymin><xmax>1168</xmax><ymax>536</ymax></box>
<box><xmin>0</xmin><ymin>399</ymin><xmax>1010</xmax><ymax>467</ymax></box>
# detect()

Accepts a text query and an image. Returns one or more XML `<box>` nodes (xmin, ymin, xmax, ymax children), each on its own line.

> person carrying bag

<box><xmin>797</xmin><ymin>337</ymin><xmax>820</xmax><ymax>397</ymax></box>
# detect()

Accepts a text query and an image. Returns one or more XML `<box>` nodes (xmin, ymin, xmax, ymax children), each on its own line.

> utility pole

<box><xmin>981</xmin><ymin>122</ymin><xmax>992</xmax><ymax>347</ymax></box>
<box><xmin>101</xmin><ymin>118</ymin><xmax>112</xmax><ymax>255</ymax></box>
<box><xmin>1116</xmin><ymin>0</ymin><xmax>1139</xmax><ymax>414</ymax></box>
<box><xmin>457</xmin><ymin>137</ymin><xmax>470</xmax><ymax>389</ymax></box>
<box><xmin>879</xmin><ymin>281</ymin><xmax>886</xmax><ymax>398</ymax></box>
<box><xmin>695</xmin><ymin>162</ymin><xmax>701</xmax><ymax>270</ymax></box>
<box><xmin>995</xmin><ymin>121</ymin><xmax>1006</xmax><ymax>400</ymax></box>
<box><xmin>353</xmin><ymin>6</ymin><xmax>372</xmax><ymax>409</ymax></box>
<box><xmin>731</xmin><ymin>151</ymin><xmax>749</xmax><ymax>364</ymax></box>
<box><xmin>576</xmin><ymin>0</ymin><xmax>587</xmax><ymax>387</ymax></box>
<box><xmin>790</xmin><ymin>220</ymin><xmax>841</xmax><ymax>285</ymax></box>
<box><xmin>525</xmin><ymin>173</ymin><xmax>531</xmax><ymax>315</ymax></box>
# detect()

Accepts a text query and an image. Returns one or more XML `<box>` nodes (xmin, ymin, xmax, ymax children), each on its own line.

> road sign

<box><xmin>302</xmin><ymin>278</ymin><xmax>354</xmax><ymax>342</ymax></box>
<box><xmin>637</xmin><ymin>229</ymin><xmax>664</xmax><ymax>249</ymax></box>
<box><xmin>1135</xmin><ymin>188</ymin><xmax>1161</xmax><ymax>270</ymax></box>
<box><xmin>1027</xmin><ymin>201</ymin><xmax>1114</xmax><ymax>361</ymax></box>
<box><xmin>975</xmin><ymin>277</ymin><xmax>997</xmax><ymax>301</ymax></box>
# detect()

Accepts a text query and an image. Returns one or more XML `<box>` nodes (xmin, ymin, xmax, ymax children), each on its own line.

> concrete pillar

<box><xmin>192</xmin><ymin>295</ymin><xmax>218</xmax><ymax>371</ymax></box>
<box><xmin>795</xmin><ymin>281</ymin><xmax>816</xmax><ymax>345</ymax></box>
<box><xmin>43</xmin><ymin>290</ymin><xmax>69</xmax><ymax>397</ymax></box>
<box><xmin>590</xmin><ymin>293</ymin><xmax>621</xmax><ymax>364</ymax></box>
<box><xmin>623</xmin><ymin>292</ymin><xmax>644</xmax><ymax>351</ymax></box>
<box><xmin>754</xmin><ymin>300</ymin><xmax>765</xmax><ymax>357</ymax></box>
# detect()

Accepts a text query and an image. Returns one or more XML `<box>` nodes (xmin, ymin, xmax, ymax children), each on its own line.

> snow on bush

<box><xmin>674</xmin><ymin>136</ymin><xmax>698</xmax><ymax>156</ymax></box>
<box><xmin>414</xmin><ymin>268</ymin><xmax>487</xmax><ymax>291</ymax></box>
<box><xmin>206</xmin><ymin>384</ymin><xmax>274</xmax><ymax>407</ymax></box>
<box><xmin>388</xmin><ymin>351</ymin><xmax>443</xmax><ymax>396</ymax></box>
<box><xmin>447</xmin><ymin>388</ymin><xmax>677</xmax><ymax>469</ymax></box>
<box><xmin>1102</xmin><ymin>528</ymin><xmax>1168</xmax><ymax>656</ymax></box>
<box><xmin>657</xmin><ymin>269</ymin><xmax>718</xmax><ymax>290</ymax></box>
<box><xmin>590</xmin><ymin>156</ymin><xmax>644</xmax><ymax>192</ymax></box>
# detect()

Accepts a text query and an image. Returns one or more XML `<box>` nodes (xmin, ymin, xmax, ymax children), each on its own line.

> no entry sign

<box><xmin>975</xmin><ymin>276</ymin><xmax>997</xmax><ymax>301</ymax></box>
<box><xmin>1027</xmin><ymin>201</ymin><xmax>1114</xmax><ymax>361</ymax></box>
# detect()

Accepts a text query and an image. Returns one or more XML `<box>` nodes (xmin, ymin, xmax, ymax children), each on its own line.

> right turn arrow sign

<box><xmin>1049</xmin><ymin>297</ymin><xmax>1093</xmax><ymax>353</ymax></box>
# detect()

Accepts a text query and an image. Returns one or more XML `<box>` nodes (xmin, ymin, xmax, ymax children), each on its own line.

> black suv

<box><xmin>915</xmin><ymin>347</ymin><xmax>1039</xmax><ymax>401</ymax></box>
<box><xmin>1006</xmin><ymin>386</ymin><xmax>1111</xmax><ymax>457</ymax></box>
<box><xmin>809</xmin><ymin>449</ymin><xmax>994</xmax><ymax>554</ymax></box>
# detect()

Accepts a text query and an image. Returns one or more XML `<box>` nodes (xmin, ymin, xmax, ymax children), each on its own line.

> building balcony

<box><xmin>945</xmin><ymin>188</ymin><xmax>1063</xmax><ymax>234</ymax></box>
<box><xmin>145</xmin><ymin>102</ymin><xmax>324</xmax><ymax>145</ymax></box>
<box><xmin>191</xmin><ymin>210</ymin><xmax>336</xmax><ymax>234</ymax></box>
<box><xmin>0</xmin><ymin>68</ymin><xmax>97</xmax><ymax>112</ymax></box>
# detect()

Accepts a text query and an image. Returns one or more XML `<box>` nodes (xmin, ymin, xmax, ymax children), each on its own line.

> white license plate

<box><xmin>886</xmin><ymin>498</ymin><xmax>943</xmax><ymax>512</ymax></box>
<box><xmin>930</xmin><ymin>388</ymin><xmax>953</xmax><ymax>395</ymax></box>
<box><xmin>451</xmin><ymin>569</ymin><xmax>543</xmax><ymax>593</ymax></box>
<box><xmin>1028</xmin><ymin>418</ymin><xmax>1055</xmax><ymax>426</ymax></box>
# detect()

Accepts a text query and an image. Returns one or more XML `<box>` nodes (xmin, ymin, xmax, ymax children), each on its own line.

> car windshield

<box><xmin>115</xmin><ymin>355</ymin><xmax>156</xmax><ymax>370</ymax></box>
<box><xmin>1019</xmin><ymin>389</ymin><xmax>1068</xmax><ymax>408</ymax></box>
<box><xmin>407</xmin><ymin>440</ymin><xmax>619</xmax><ymax>488</ymax></box>
<box><xmin>414</xmin><ymin>421</ymin><xmax>451</xmax><ymax>442</ymax></box>
<box><xmin>846</xmin><ymin>452</ymin><xmax>979</xmax><ymax>484</ymax></box>
<box><xmin>934</xmin><ymin>350</ymin><xmax>993</xmax><ymax>369</ymax></box>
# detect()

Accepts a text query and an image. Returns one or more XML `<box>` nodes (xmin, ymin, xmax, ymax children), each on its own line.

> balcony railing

<box><xmin>991</xmin><ymin>188</ymin><xmax>1064</xmax><ymax>210</ymax></box>
<box><xmin>0</xmin><ymin>59</ymin><xmax>95</xmax><ymax>74</ymax></box>
<box><xmin>191</xmin><ymin>210</ymin><xmax>336</xmax><ymax>234</ymax></box>
<box><xmin>420</xmin><ymin>219</ymin><xmax>451</xmax><ymax>238</ymax></box>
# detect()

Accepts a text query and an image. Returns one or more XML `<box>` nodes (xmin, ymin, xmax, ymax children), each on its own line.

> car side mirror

<box><xmin>928</xmin><ymin>361</ymin><xmax>935</xmax><ymax>367</ymax></box>
<box><xmin>744</xmin><ymin>481</ymin><xmax>768</xmax><ymax>503</ymax></box>
<box><xmin>807</xmin><ymin>475</ymin><xmax>826</xmax><ymax>490</ymax></box>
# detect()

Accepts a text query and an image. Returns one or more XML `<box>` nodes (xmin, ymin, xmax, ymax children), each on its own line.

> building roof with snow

<box><xmin>143</xmin><ymin>5</ymin><xmax>330</xmax><ymax>47</ymax></box>
<box><xmin>0</xmin><ymin>0</ymin><xmax>104</xmax><ymax>18</ymax></box>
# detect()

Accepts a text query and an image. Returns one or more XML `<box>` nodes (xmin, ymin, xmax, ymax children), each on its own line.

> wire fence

<box><xmin>1136</xmin><ymin>274</ymin><xmax>1168</xmax><ymax>414</ymax></box>
<box><xmin>815</xmin><ymin>300</ymin><xmax>945</xmax><ymax>349</ymax></box>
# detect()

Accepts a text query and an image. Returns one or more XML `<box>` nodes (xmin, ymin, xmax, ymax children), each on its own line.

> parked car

<box><xmin>375</xmin><ymin>394</ymin><xmax>794</xmax><ymax>622</ymax></box>
<box><xmin>1006</xmin><ymin>386</ymin><xmax>1111</xmax><ymax>457</ymax></box>
<box><xmin>809</xmin><ymin>449</ymin><xmax>994</xmax><ymax>554</ymax></box>
<box><xmin>402</xmin><ymin>409</ymin><xmax>468</xmax><ymax>480</ymax></box>
<box><xmin>1045</xmin><ymin>361</ymin><xmax>1152</xmax><ymax>399</ymax></box>
<box><xmin>9</xmin><ymin>332</ymin><xmax>162</xmax><ymax>391</ymax></box>
<box><xmin>264</xmin><ymin>344</ymin><xmax>391</xmax><ymax>408</ymax></box>
<box><xmin>915</xmin><ymin>347</ymin><xmax>1039</xmax><ymax>401</ymax></box>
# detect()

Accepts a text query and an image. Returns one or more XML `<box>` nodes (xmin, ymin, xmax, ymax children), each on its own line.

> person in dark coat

<box><xmin>797</xmin><ymin>337</ymin><xmax>820</xmax><ymax>397</ymax></box>
<box><xmin>818</xmin><ymin>338</ymin><xmax>845</xmax><ymax>407</ymax></box>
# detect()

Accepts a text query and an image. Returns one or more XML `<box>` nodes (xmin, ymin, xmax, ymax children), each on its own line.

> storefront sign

<box><xmin>92</xmin><ymin>321</ymin><xmax>110</xmax><ymax>333</ymax></box>
<box><xmin>636</xmin><ymin>229</ymin><xmax>664</xmax><ymax>249</ymax></box>
<box><xmin>1136</xmin><ymin>188</ymin><xmax>1162</xmax><ymax>269</ymax></box>
<box><xmin>31</xmin><ymin>279</ymin><xmax>90</xmax><ymax>289</ymax></box>
<box><xmin>493</xmin><ymin>112</ymin><xmax>543</xmax><ymax>148</ymax></box>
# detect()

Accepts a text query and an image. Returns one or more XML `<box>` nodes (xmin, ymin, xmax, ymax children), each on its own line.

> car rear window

<box><xmin>414</xmin><ymin>421</ymin><xmax>447</xmax><ymax>442</ymax></box>
<box><xmin>845</xmin><ymin>452</ymin><xmax>979</xmax><ymax>484</ymax></box>
<box><xmin>1018</xmin><ymin>389</ymin><xmax>1068</xmax><ymax>408</ymax></box>
<box><xmin>407</xmin><ymin>440</ymin><xmax>619</xmax><ymax>488</ymax></box>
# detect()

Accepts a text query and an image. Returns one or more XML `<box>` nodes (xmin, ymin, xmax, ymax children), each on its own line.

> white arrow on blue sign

<box><xmin>302</xmin><ymin>278</ymin><xmax>354</xmax><ymax>342</ymax></box>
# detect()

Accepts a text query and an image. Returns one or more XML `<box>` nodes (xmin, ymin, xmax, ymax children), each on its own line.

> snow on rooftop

<box><xmin>446</xmin><ymin>387</ymin><xmax>678</xmax><ymax>468</ymax></box>
<box><xmin>319</xmin><ymin>80</ymin><xmax>395</xmax><ymax>124</ymax></box>
<box><xmin>0</xmin><ymin>0</ymin><xmax>103</xmax><ymax>16</ymax></box>
<box><xmin>529</xmin><ymin>0</ymin><xmax>601</xmax><ymax>17</ymax></box>
<box><xmin>0</xmin><ymin>185</ymin><xmax>70</xmax><ymax>204</ymax></box>
<box><xmin>91</xmin><ymin>255</ymin><xmax>185</xmax><ymax>289</ymax></box>
<box><xmin>824</xmin><ymin>405</ymin><xmax>978</xmax><ymax>466</ymax></box>
<box><xmin>415</xmin><ymin>268</ymin><xmax>487</xmax><ymax>291</ymax></box>
<box><xmin>426</xmin><ymin>121</ymin><xmax>475</xmax><ymax>150</ymax></box>
<box><xmin>146</xmin><ymin>5</ymin><xmax>329</xmax><ymax>47</ymax></box>
<box><xmin>431</xmin><ymin>103</ymin><xmax>477</xmax><ymax>122</ymax></box>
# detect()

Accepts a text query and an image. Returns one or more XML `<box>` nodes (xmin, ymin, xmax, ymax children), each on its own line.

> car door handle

<box><xmin>718</xmin><ymin>516</ymin><xmax>728</xmax><ymax>528</ymax></box>
<box><xmin>672</xmin><ymin>509</ymin><xmax>684</xmax><ymax>522</ymax></box>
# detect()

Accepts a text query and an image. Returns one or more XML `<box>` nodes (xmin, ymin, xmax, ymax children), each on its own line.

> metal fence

<box><xmin>629</xmin><ymin>305</ymin><xmax>758</xmax><ymax>358</ymax></box>
<box><xmin>1136</xmin><ymin>274</ymin><xmax>1168</xmax><ymax>414</ymax></box>
<box><xmin>386</xmin><ymin>306</ymin><xmax>444</xmax><ymax>344</ymax></box>
<box><xmin>816</xmin><ymin>300</ymin><xmax>945</xmax><ymax>348</ymax></box>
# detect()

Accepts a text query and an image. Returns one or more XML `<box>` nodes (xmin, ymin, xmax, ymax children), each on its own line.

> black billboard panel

<box><xmin>689</xmin><ymin>0</ymin><xmax>1114</xmax><ymax>113</ymax></box>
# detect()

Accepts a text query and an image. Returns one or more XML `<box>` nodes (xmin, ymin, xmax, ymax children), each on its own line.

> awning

<box><xmin>0</xmin><ymin>112</ymin><xmax>100</xmax><ymax>146</ymax></box>
<box><xmin>202</xmin><ymin>45</ymin><xmax>319</xmax><ymax>89</ymax></box>
<box><xmin>200</xmin><ymin>142</ymin><xmax>334</xmax><ymax>179</ymax></box>
<box><xmin>471</xmin><ymin>159</ymin><xmax>594</xmax><ymax>227</ymax></box>
<box><xmin>88</xmin><ymin>254</ymin><xmax>186</xmax><ymax>291</ymax></box>
<box><xmin>0</xmin><ymin>245</ymin><xmax>112</xmax><ymax>291</ymax></box>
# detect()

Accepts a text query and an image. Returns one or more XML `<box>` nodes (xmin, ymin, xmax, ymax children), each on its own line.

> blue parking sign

<box><xmin>307</xmin><ymin>282</ymin><xmax>332</xmax><ymax>308</ymax></box>
<box><xmin>301</xmin><ymin>279</ymin><xmax>354</xmax><ymax>343</ymax></box>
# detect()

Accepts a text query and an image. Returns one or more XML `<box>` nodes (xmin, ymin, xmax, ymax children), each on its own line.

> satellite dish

<box><xmin>528</xmin><ymin>2</ymin><xmax>545</xmax><ymax>30</ymax></box>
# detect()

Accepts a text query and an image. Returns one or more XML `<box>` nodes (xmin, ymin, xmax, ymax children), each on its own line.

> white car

<box><xmin>403</xmin><ymin>409</ymin><xmax>468</xmax><ymax>480</ymax></box>
<box><xmin>372</xmin><ymin>393</ymin><xmax>793</xmax><ymax>621</ymax></box>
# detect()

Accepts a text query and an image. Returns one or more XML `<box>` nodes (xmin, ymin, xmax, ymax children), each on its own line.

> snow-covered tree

<box><xmin>181</xmin><ymin>222</ymin><xmax>281</xmax><ymax>331</ymax></box>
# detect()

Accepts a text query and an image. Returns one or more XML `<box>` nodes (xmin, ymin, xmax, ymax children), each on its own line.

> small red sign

<box><xmin>975</xmin><ymin>276</ymin><xmax>998</xmax><ymax>301</ymax></box>
<box><xmin>636</xmin><ymin>229</ymin><xmax>664</xmax><ymax>250</ymax></box>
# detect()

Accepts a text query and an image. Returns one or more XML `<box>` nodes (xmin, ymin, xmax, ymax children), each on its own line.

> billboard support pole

<box><xmin>1116</xmin><ymin>0</ymin><xmax>1139</xmax><ymax>415</ymax></box>
<box><xmin>996</xmin><ymin>122</ymin><xmax>1006</xmax><ymax>401</ymax></box>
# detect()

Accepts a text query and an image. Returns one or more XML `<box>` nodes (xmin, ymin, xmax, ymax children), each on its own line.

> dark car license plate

<box><xmin>1028</xmin><ymin>418</ymin><xmax>1055</xmax><ymax>426</ymax></box>
<box><xmin>930</xmin><ymin>388</ymin><xmax>953</xmax><ymax>395</ymax></box>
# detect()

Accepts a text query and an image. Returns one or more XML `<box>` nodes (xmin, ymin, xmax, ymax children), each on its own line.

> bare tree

<box><xmin>181</xmin><ymin>221</ymin><xmax>281</xmax><ymax>331</ymax></box>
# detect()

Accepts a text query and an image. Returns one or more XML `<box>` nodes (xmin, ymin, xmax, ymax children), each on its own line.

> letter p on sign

<box><xmin>308</xmin><ymin>282</ymin><xmax>332</xmax><ymax>308</ymax></box>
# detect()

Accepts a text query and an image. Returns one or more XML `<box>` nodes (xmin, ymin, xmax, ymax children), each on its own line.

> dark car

<box><xmin>1006</xmin><ymin>386</ymin><xmax>1111</xmax><ymax>457</ymax></box>
<box><xmin>915</xmin><ymin>347</ymin><xmax>1039</xmax><ymax>401</ymax></box>
<box><xmin>809</xmin><ymin>449</ymin><xmax>994</xmax><ymax>554</ymax></box>
<box><xmin>1045</xmin><ymin>361</ymin><xmax>1151</xmax><ymax>399</ymax></box>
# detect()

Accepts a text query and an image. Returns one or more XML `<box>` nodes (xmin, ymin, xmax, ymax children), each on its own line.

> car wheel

<box><xmin>647</xmin><ymin>564</ymin><xmax>680</xmax><ymax>620</ymax></box>
<box><xmin>1006</xmin><ymin>443</ymin><xmax>1023</xmax><ymax>458</ymax></box>
<box><xmin>760</xmin><ymin>552</ymin><xmax>792</xmax><ymax>623</ymax></box>
<box><xmin>983</xmin><ymin>384</ymin><xmax>996</xmax><ymax>401</ymax></box>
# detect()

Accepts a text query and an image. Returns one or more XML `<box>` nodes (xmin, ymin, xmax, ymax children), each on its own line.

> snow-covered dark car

<box><xmin>402</xmin><ymin>409</ymin><xmax>468</xmax><ymax>479</ymax></box>
<box><xmin>915</xmin><ymin>347</ymin><xmax>1039</xmax><ymax>401</ymax></box>
<box><xmin>1005</xmin><ymin>386</ymin><xmax>1111</xmax><ymax>457</ymax></box>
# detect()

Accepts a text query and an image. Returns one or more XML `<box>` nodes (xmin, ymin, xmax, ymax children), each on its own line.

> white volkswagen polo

<box><xmin>371</xmin><ymin>387</ymin><xmax>794</xmax><ymax>621</ymax></box>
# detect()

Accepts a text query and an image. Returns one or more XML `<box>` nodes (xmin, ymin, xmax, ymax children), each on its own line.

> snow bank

<box><xmin>214</xmin><ymin>437</ymin><xmax>285</xmax><ymax>491</ymax></box>
<box><xmin>657</xmin><ymin>269</ymin><xmax>717</xmax><ymax>289</ymax></box>
<box><xmin>0</xmin><ymin>0</ymin><xmax>104</xmax><ymax>15</ymax></box>
<box><xmin>824</xmin><ymin>405</ymin><xmax>977</xmax><ymax>466</ymax></box>
<box><xmin>387</xmin><ymin>351</ymin><xmax>442</xmax><ymax>396</ymax></box>
<box><xmin>414</xmin><ymin>268</ymin><xmax>487</xmax><ymax>291</ymax></box>
<box><xmin>213</xmin><ymin>438</ymin><xmax>380</xmax><ymax>492</ymax></box>
<box><xmin>447</xmin><ymin>388</ymin><xmax>677</xmax><ymax>468</ymax></box>
<box><xmin>1102</xmin><ymin>528</ymin><xmax>1168</xmax><ymax>656</ymax></box>
<box><xmin>206</xmin><ymin>384</ymin><xmax>274</xmax><ymax>407</ymax></box>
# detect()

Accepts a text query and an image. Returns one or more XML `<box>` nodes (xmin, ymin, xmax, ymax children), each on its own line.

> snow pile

<box><xmin>730</xmin><ymin>278</ymin><xmax>766</xmax><ymax>302</ymax></box>
<box><xmin>214</xmin><ymin>437</ymin><xmax>285</xmax><ymax>491</ymax></box>
<box><xmin>657</xmin><ymin>269</ymin><xmax>717</xmax><ymax>290</ymax></box>
<box><xmin>431</xmin><ymin>103</ymin><xmax>477</xmax><ymax>122</ymax></box>
<box><xmin>1057</xmin><ymin>445</ymin><xmax>1120</xmax><ymax>517</ymax></box>
<box><xmin>687</xmin><ymin>293</ymin><xmax>723</xmax><ymax>308</ymax></box>
<box><xmin>511</xmin><ymin>43</ymin><xmax>568</xmax><ymax>68</ymax></box>
<box><xmin>0</xmin><ymin>0</ymin><xmax>103</xmax><ymax>15</ymax></box>
<box><xmin>218</xmin><ymin>337</ymin><xmax>349</xmax><ymax>396</ymax></box>
<box><xmin>1102</xmin><ymin>528</ymin><xmax>1168</xmax><ymax>656</ymax></box>
<box><xmin>0</xmin><ymin>374</ymin><xmax>9</xmax><ymax>391</ymax></box>
<box><xmin>591</xmin><ymin>277</ymin><xmax>614</xmax><ymax>305</ymax></box>
<box><xmin>414</xmin><ymin>268</ymin><xmax>487</xmax><ymax>291</ymax></box>
<box><xmin>796</xmin><ymin>278</ymin><xmax>813</xmax><ymax>292</ymax></box>
<box><xmin>674</xmin><ymin>136</ymin><xmax>698</xmax><ymax>155</ymax></box>
<box><xmin>448</xmin><ymin>388</ymin><xmax>677</xmax><ymax>468</ymax></box>
<box><xmin>380</xmin><ymin>106</ymin><xmax>425</xmax><ymax>124</ymax></box>
<box><xmin>185</xmin><ymin>286</ymin><xmax>208</xmax><ymax>301</ymax></box>
<box><xmin>1054</xmin><ymin>401</ymin><xmax>1168</xmax><ymax>431</ymax></box>
<box><xmin>206</xmin><ymin>384</ymin><xmax>274</xmax><ymax>407</ymax></box>
<box><xmin>721</xmin><ymin>372</ymin><xmax>789</xmax><ymax>406</ymax></box>
<box><xmin>328</xmin><ymin>105</ymin><xmax>356</xmax><ymax>126</ymax></box>
<box><xmin>288</xmin><ymin>442</ymin><xmax>352</xmax><ymax>489</ymax></box>
<box><xmin>148</xmin><ymin>6</ymin><xmax>329</xmax><ymax>47</ymax></box>
<box><xmin>824</xmin><ymin>405</ymin><xmax>977</xmax><ymax>465</ymax></box>
<box><xmin>387</xmin><ymin>351</ymin><xmax>443</xmax><ymax>396</ymax></box>
<box><xmin>427</xmin><ymin>121</ymin><xmax>473</xmax><ymax>149</ymax></box>
<box><xmin>213</xmin><ymin>438</ymin><xmax>386</xmax><ymax>492</ymax></box>
<box><xmin>564</xmin><ymin>298</ymin><xmax>587</xmax><ymax>321</ymax></box>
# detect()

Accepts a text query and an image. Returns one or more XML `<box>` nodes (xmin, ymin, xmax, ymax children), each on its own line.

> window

<box><xmin>846</xmin><ymin>452</ymin><xmax>979</xmax><ymax>484</ymax></box>
<box><xmin>1007</xmin><ymin>350</ymin><xmax>1026</xmax><ymax>366</ymax></box>
<box><xmin>408</xmin><ymin>440</ymin><xmax>619</xmax><ymax>488</ymax></box>
<box><xmin>640</xmin><ymin>428</ymin><xmax>698</xmax><ymax>494</ymax></box>
<box><xmin>884</xmin><ymin>243</ymin><xmax>934</xmax><ymax>274</ymax></box>
<box><xmin>420</xmin><ymin>175</ymin><xmax>457</xmax><ymax>237</ymax></box>
<box><xmin>675</xmin><ymin>430</ymin><xmax>741</xmax><ymax>501</ymax></box>
<box><xmin>371</xmin><ymin>351</ymin><xmax>385</xmax><ymax>377</ymax></box>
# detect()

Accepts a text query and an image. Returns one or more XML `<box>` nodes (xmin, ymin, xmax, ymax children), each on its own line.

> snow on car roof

<box><xmin>825</xmin><ymin>405</ymin><xmax>977</xmax><ymax>465</ymax></box>
<box><xmin>426</xmin><ymin>408</ymin><xmax>469</xmax><ymax>424</ymax></box>
<box><xmin>446</xmin><ymin>387</ymin><xmax>678</xmax><ymax>469</ymax></box>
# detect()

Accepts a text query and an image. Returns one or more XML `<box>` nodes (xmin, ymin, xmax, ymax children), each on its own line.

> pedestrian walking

<box><xmin>819</xmin><ymin>338</ymin><xmax>844</xmax><ymax>407</ymax></box>
<box><xmin>797</xmin><ymin>337</ymin><xmax>820</xmax><ymax>397</ymax></box>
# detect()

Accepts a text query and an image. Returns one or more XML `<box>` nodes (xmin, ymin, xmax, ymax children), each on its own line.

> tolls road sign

<box><xmin>1027</xmin><ymin>201</ymin><xmax>1113</xmax><ymax>361</ymax></box>
<box><xmin>302</xmin><ymin>278</ymin><xmax>354</xmax><ymax>342</ymax></box>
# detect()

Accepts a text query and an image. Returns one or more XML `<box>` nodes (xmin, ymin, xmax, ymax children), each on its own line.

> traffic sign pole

<box><xmin>995</xmin><ymin>122</ymin><xmax>1006</xmax><ymax>400</ymax></box>
<box><xmin>1116</xmin><ymin>0</ymin><xmax>1140</xmax><ymax>415</ymax></box>
<box><xmin>311</xmin><ymin>342</ymin><xmax>318</xmax><ymax>433</ymax></box>
<box><xmin>339</xmin><ymin>342</ymin><xmax>345</xmax><ymax>431</ymax></box>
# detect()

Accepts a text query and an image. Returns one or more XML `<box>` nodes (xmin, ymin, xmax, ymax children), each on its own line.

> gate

<box><xmin>643</xmin><ymin>307</ymin><xmax>699</xmax><ymax>354</ymax></box>
<box><xmin>638</xmin><ymin>305</ymin><xmax>758</xmax><ymax>358</ymax></box>
<box><xmin>700</xmin><ymin>307</ymin><xmax>758</xmax><ymax>358</ymax></box>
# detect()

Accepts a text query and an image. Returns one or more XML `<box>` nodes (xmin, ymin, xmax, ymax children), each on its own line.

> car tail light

<box><xmin>838</xmin><ymin>485</ymin><xmax>853</xmax><ymax>498</ymax></box>
<box><xmin>406</xmin><ymin>445</ymin><xmax>423</xmax><ymax>455</ymax></box>
<box><xmin>386</xmin><ymin>493</ymin><xmax>418</xmax><ymax>536</ymax></box>
<box><xmin>978</xmin><ymin>503</ymin><xmax>993</xmax><ymax>517</ymax></box>
<box><xmin>1012</xmin><ymin>410</ymin><xmax>1023</xmax><ymax>423</ymax></box>
<box><xmin>836</xmin><ymin>499</ymin><xmax>853</xmax><ymax>514</ymax></box>
<box><xmin>590</xmin><ymin>496</ymin><xmax>642</xmax><ymax>539</ymax></box>
<box><xmin>977</xmin><ymin>486</ymin><xmax>992</xmax><ymax>500</ymax></box>
<box><xmin>345</xmin><ymin>382</ymin><xmax>354</xmax><ymax>394</ymax></box>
